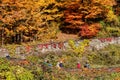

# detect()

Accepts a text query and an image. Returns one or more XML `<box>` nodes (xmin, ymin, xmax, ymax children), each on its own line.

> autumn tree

<box><xmin>114</xmin><ymin>0</ymin><xmax>120</xmax><ymax>16</ymax></box>
<box><xmin>0</xmin><ymin>0</ymin><xmax>119</xmax><ymax>45</ymax></box>
<box><xmin>37</xmin><ymin>0</ymin><xmax>63</xmax><ymax>41</ymax></box>
<box><xmin>60</xmin><ymin>0</ymin><xmax>106</xmax><ymax>38</ymax></box>
<box><xmin>61</xmin><ymin>0</ymin><xmax>118</xmax><ymax>38</ymax></box>
<box><xmin>0</xmin><ymin>0</ymin><xmax>63</xmax><ymax>44</ymax></box>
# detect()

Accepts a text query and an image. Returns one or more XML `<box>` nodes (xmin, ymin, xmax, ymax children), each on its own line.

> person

<box><xmin>5</xmin><ymin>54</ymin><xmax>10</xmax><ymax>59</ymax></box>
<box><xmin>59</xmin><ymin>60</ymin><xmax>64</xmax><ymax>68</ymax></box>
<box><xmin>84</xmin><ymin>62</ymin><xmax>90</xmax><ymax>68</ymax></box>
<box><xmin>41</xmin><ymin>60</ymin><xmax>48</xmax><ymax>72</ymax></box>
<box><xmin>56</xmin><ymin>61</ymin><xmax>61</xmax><ymax>69</ymax></box>
<box><xmin>47</xmin><ymin>60</ymin><xmax>52</xmax><ymax>67</ymax></box>
<box><xmin>46</xmin><ymin>60</ymin><xmax>52</xmax><ymax>73</ymax></box>
<box><xmin>77</xmin><ymin>62</ymin><xmax>81</xmax><ymax>69</ymax></box>
<box><xmin>56</xmin><ymin>60</ymin><xmax>64</xmax><ymax>69</ymax></box>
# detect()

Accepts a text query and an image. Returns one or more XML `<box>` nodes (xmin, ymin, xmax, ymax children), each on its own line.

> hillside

<box><xmin>0</xmin><ymin>0</ymin><xmax>120</xmax><ymax>45</ymax></box>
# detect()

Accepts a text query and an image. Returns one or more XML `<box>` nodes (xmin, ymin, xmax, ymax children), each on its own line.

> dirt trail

<box><xmin>56</xmin><ymin>32</ymin><xmax>78</xmax><ymax>42</ymax></box>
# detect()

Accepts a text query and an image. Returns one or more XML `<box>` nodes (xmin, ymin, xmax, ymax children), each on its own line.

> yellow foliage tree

<box><xmin>0</xmin><ymin>0</ymin><xmax>62</xmax><ymax>44</ymax></box>
<box><xmin>68</xmin><ymin>39</ymin><xmax>89</xmax><ymax>57</ymax></box>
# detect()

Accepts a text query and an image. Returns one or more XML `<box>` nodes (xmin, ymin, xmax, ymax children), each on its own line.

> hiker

<box><xmin>41</xmin><ymin>60</ymin><xmax>53</xmax><ymax>73</ymax></box>
<box><xmin>47</xmin><ymin>60</ymin><xmax>52</xmax><ymax>67</ymax></box>
<box><xmin>77</xmin><ymin>62</ymin><xmax>81</xmax><ymax>69</ymax></box>
<box><xmin>59</xmin><ymin>60</ymin><xmax>64</xmax><ymax>68</ymax></box>
<box><xmin>46</xmin><ymin>60</ymin><xmax>53</xmax><ymax>73</ymax></box>
<box><xmin>56</xmin><ymin>60</ymin><xmax>64</xmax><ymax>69</ymax></box>
<box><xmin>56</xmin><ymin>61</ymin><xmax>61</xmax><ymax>69</ymax></box>
<box><xmin>5</xmin><ymin>53</ymin><xmax>10</xmax><ymax>59</ymax></box>
<box><xmin>41</xmin><ymin>60</ymin><xmax>48</xmax><ymax>72</ymax></box>
<box><xmin>84</xmin><ymin>62</ymin><xmax>90</xmax><ymax>68</ymax></box>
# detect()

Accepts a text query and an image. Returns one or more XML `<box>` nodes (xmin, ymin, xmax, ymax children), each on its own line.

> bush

<box><xmin>68</xmin><ymin>39</ymin><xmax>89</xmax><ymax>57</ymax></box>
<box><xmin>87</xmin><ymin>44</ymin><xmax>120</xmax><ymax>65</ymax></box>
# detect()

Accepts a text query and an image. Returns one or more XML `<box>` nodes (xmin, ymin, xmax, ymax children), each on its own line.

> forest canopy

<box><xmin>0</xmin><ymin>0</ymin><xmax>120</xmax><ymax>44</ymax></box>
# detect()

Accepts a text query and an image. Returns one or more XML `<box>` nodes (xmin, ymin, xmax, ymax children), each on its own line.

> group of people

<box><xmin>41</xmin><ymin>59</ymin><xmax>90</xmax><ymax>72</ymax></box>
<box><xmin>42</xmin><ymin>60</ymin><xmax>64</xmax><ymax>69</ymax></box>
<box><xmin>77</xmin><ymin>62</ymin><xmax>90</xmax><ymax>69</ymax></box>
<box><xmin>56</xmin><ymin>61</ymin><xmax>90</xmax><ymax>69</ymax></box>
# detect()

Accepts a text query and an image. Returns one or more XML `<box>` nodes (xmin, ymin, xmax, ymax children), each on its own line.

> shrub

<box><xmin>87</xmin><ymin>44</ymin><xmax>120</xmax><ymax>65</ymax></box>
<box><xmin>68</xmin><ymin>39</ymin><xmax>89</xmax><ymax>57</ymax></box>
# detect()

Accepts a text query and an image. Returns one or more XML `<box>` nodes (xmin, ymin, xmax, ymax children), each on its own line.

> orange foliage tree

<box><xmin>0</xmin><ymin>0</ymin><xmax>118</xmax><ymax>44</ymax></box>
<box><xmin>0</xmin><ymin>0</ymin><xmax>41</xmax><ymax>44</ymax></box>
<box><xmin>61</xmin><ymin>0</ymin><xmax>117</xmax><ymax>38</ymax></box>
<box><xmin>114</xmin><ymin>0</ymin><xmax>120</xmax><ymax>16</ymax></box>
<box><xmin>0</xmin><ymin>0</ymin><xmax>62</xmax><ymax>44</ymax></box>
<box><xmin>79</xmin><ymin>23</ymin><xmax>101</xmax><ymax>38</ymax></box>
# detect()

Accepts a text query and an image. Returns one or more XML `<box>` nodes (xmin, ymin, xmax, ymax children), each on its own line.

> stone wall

<box><xmin>0</xmin><ymin>37</ymin><xmax>120</xmax><ymax>58</ymax></box>
<box><xmin>88</xmin><ymin>37</ymin><xmax>120</xmax><ymax>50</ymax></box>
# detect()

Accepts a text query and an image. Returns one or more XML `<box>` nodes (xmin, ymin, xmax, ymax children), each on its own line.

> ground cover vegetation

<box><xmin>0</xmin><ymin>0</ymin><xmax>120</xmax><ymax>45</ymax></box>
<box><xmin>0</xmin><ymin>43</ymin><xmax>120</xmax><ymax>79</ymax></box>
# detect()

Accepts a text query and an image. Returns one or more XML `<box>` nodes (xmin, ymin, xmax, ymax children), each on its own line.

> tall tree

<box><xmin>61</xmin><ymin>0</ymin><xmax>118</xmax><ymax>38</ymax></box>
<box><xmin>61</xmin><ymin>0</ymin><xmax>107</xmax><ymax>38</ymax></box>
<box><xmin>0</xmin><ymin>0</ymin><xmax>63</xmax><ymax>44</ymax></box>
<box><xmin>37</xmin><ymin>0</ymin><xmax>63</xmax><ymax>41</ymax></box>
